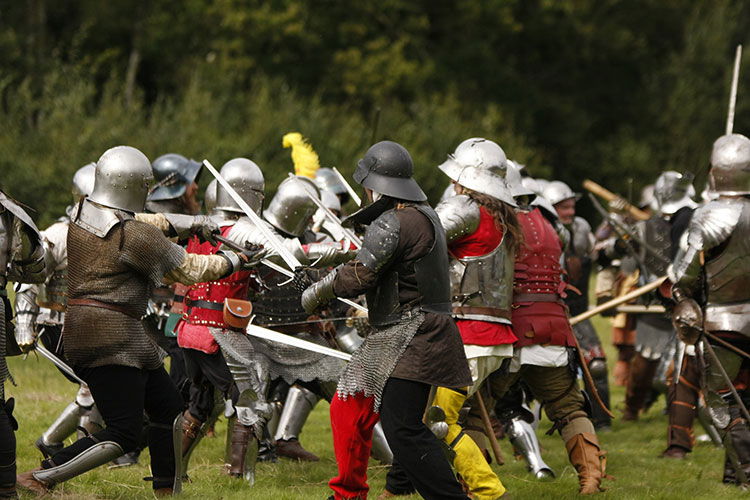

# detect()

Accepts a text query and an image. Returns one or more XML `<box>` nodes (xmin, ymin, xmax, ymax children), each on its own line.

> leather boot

<box><xmin>565</xmin><ymin>432</ymin><xmax>606</xmax><ymax>494</ymax></box>
<box><xmin>275</xmin><ymin>438</ymin><xmax>319</xmax><ymax>462</ymax></box>
<box><xmin>613</xmin><ymin>360</ymin><xmax>629</xmax><ymax>387</ymax></box>
<box><xmin>227</xmin><ymin>422</ymin><xmax>259</xmax><ymax>483</ymax></box>
<box><xmin>623</xmin><ymin>354</ymin><xmax>659</xmax><ymax>421</ymax></box>
<box><xmin>181</xmin><ymin>410</ymin><xmax>204</xmax><ymax>456</ymax></box>
<box><xmin>154</xmin><ymin>487</ymin><xmax>173</xmax><ymax>497</ymax></box>
<box><xmin>16</xmin><ymin>468</ymin><xmax>49</xmax><ymax>496</ymax></box>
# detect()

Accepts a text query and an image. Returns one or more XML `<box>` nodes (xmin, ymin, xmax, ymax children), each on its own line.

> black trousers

<box><xmin>0</xmin><ymin>398</ymin><xmax>15</xmax><ymax>492</ymax></box>
<box><xmin>379</xmin><ymin>378</ymin><xmax>468</xmax><ymax>500</ymax></box>
<box><xmin>184</xmin><ymin>348</ymin><xmax>236</xmax><ymax>422</ymax></box>
<box><xmin>47</xmin><ymin>365</ymin><xmax>183</xmax><ymax>489</ymax></box>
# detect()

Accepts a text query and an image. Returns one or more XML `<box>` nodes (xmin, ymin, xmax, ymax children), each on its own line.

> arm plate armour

<box><xmin>571</xmin><ymin>216</ymin><xmax>594</xmax><ymax>256</ymax></box>
<box><xmin>225</xmin><ymin>218</ymin><xmax>311</xmax><ymax>266</ymax></box>
<box><xmin>357</xmin><ymin>210</ymin><xmax>400</xmax><ymax>273</ymax></box>
<box><xmin>435</xmin><ymin>195</ymin><xmax>480</xmax><ymax>243</ymax></box>
<box><xmin>7</xmin><ymin>217</ymin><xmax>45</xmax><ymax>284</ymax></box>
<box><xmin>670</xmin><ymin>199</ymin><xmax>742</xmax><ymax>293</ymax></box>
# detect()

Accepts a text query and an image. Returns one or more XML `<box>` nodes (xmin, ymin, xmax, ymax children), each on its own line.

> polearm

<box><xmin>287</xmin><ymin>173</ymin><xmax>362</xmax><ymax>248</ymax></box>
<box><xmin>583</xmin><ymin>179</ymin><xmax>650</xmax><ymax>221</ymax></box>
<box><xmin>332</xmin><ymin>167</ymin><xmax>362</xmax><ymax>207</ymax></box>
<box><xmin>203</xmin><ymin>159</ymin><xmax>367</xmax><ymax>314</ymax></box>
<box><xmin>726</xmin><ymin>44</ymin><xmax>743</xmax><ymax>135</ymax></box>
<box><xmin>570</xmin><ymin>276</ymin><xmax>667</xmax><ymax>326</ymax></box>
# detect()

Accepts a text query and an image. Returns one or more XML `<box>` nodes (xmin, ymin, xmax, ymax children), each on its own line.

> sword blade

<box><xmin>203</xmin><ymin>159</ymin><xmax>302</xmax><ymax>271</ymax></box>
<box><xmin>36</xmin><ymin>344</ymin><xmax>86</xmax><ymax>385</ymax></box>
<box><xmin>246</xmin><ymin>324</ymin><xmax>352</xmax><ymax>361</ymax></box>
<box><xmin>332</xmin><ymin>167</ymin><xmax>362</xmax><ymax>207</ymax></box>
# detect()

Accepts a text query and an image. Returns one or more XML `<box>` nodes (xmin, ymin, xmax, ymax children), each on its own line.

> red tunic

<box><xmin>512</xmin><ymin>208</ymin><xmax>576</xmax><ymax>348</ymax></box>
<box><xmin>449</xmin><ymin>207</ymin><xmax>517</xmax><ymax>346</ymax></box>
<box><xmin>176</xmin><ymin>225</ymin><xmax>252</xmax><ymax>354</ymax></box>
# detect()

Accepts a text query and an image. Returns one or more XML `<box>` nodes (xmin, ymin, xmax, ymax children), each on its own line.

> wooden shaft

<box><xmin>474</xmin><ymin>391</ymin><xmax>504</xmax><ymax>466</ymax></box>
<box><xmin>615</xmin><ymin>304</ymin><xmax>666</xmax><ymax>314</ymax></box>
<box><xmin>570</xmin><ymin>276</ymin><xmax>666</xmax><ymax>326</ymax></box>
<box><xmin>582</xmin><ymin>179</ymin><xmax>650</xmax><ymax>221</ymax></box>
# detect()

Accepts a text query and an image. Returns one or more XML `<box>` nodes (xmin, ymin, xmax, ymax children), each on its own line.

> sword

<box><xmin>287</xmin><ymin>173</ymin><xmax>362</xmax><ymax>248</ymax></box>
<box><xmin>726</xmin><ymin>44</ymin><xmax>743</xmax><ymax>135</ymax></box>
<box><xmin>332</xmin><ymin>167</ymin><xmax>362</xmax><ymax>207</ymax></box>
<box><xmin>35</xmin><ymin>344</ymin><xmax>86</xmax><ymax>386</ymax></box>
<box><xmin>246</xmin><ymin>324</ymin><xmax>351</xmax><ymax>361</ymax></box>
<box><xmin>203</xmin><ymin>159</ymin><xmax>367</xmax><ymax>314</ymax></box>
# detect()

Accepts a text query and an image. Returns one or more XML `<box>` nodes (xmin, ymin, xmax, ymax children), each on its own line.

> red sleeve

<box><xmin>449</xmin><ymin>207</ymin><xmax>503</xmax><ymax>259</ymax></box>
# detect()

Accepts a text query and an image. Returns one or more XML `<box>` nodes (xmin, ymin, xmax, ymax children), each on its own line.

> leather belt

<box><xmin>513</xmin><ymin>293</ymin><xmax>562</xmax><ymax>303</ymax></box>
<box><xmin>452</xmin><ymin>306</ymin><xmax>511</xmax><ymax>320</ymax></box>
<box><xmin>185</xmin><ymin>299</ymin><xmax>224</xmax><ymax>311</ymax></box>
<box><xmin>68</xmin><ymin>298</ymin><xmax>141</xmax><ymax>319</ymax></box>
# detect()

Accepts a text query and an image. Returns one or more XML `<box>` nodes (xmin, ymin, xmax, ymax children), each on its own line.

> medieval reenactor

<box><xmin>302</xmin><ymin>140</ymin><xmax>472</xmax><ymax>500</ymax></box>
<box><xmin>17</xmin><ymin>146</ymin><xmax>260</xmax><ymax>496</ymax></box>
<box><xmin>671</xmin><ymin>133</ymin><xmax>750</xmax><ymax>484</ymax></box>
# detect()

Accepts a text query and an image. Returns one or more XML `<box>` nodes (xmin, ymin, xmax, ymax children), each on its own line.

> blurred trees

<box><xmin>1</xmin><ymin>0</ymin><xmax>749</xmax><ymax>225</ymax></box>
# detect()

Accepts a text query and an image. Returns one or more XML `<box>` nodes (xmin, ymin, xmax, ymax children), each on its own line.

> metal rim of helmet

<box><xmin>654</xmin><ymin>170</ymin><xmax>697</xmax><ymax>215</ymax></box>
<box><xmin>353</xmin><ymin>141</ymin><xmax>427</xmax><ymax>202</ymax></box>
<box><xmin>542</xmin><ymin>180</ymin><xmax>580</xmax><ymax>207</ymax></box>
<box><xmin>709</xmin><ymin>133</ymin><xmax>750</xmax><ymax>196</ymax></box>
<box><xmin>263</xmin><ymin>175</ymin><xmax>321</xmax><ymax>237</ymax></box>
<box><xmin>214</xmin><ymin>158</ymin><xmax>265</xmax><ymax>215</ymax></box>
<box><xmin>437</xmin><ymin>138</ymin><xmax>517</xmax><ymax>207</ymax></box>
<box><xmin>319</xmin><ymin>187</ymin><xmax>342</xmax><ymax>213</ymax></box>
<box><xmin>204</xmin><ymin>179</ymin><xmax>218</xmax><ymax>214</ymax></box>
<box><xmin>72</xmin><ymin>162</ymin><xmax>96</xmax><ymax>198</ymax></box>
<box><xmin>506</xmin><ymin>160</ymin><xmax>536</xmax><ymax>201</ymax></box>
<box><xmin>88</xmin><ymin>145</ymin><xmax>153</xmax><ymax>213</ymax></box>
<box><xmin>147</xmin><ymin>153</ymin><xmax>203</xmax><ymax>202</ymax></box>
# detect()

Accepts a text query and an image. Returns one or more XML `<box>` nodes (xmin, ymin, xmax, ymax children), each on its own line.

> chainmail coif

<box><xmin>337</xmin><ymin>309</ymin><xmax>424</xmax><ymax>412</ymax></box>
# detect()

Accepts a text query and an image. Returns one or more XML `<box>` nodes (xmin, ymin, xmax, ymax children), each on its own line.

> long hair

<box><xmin>462</xmin><ymin>188</ymin><xmax>523</xmax><ymax>253</ymax></box>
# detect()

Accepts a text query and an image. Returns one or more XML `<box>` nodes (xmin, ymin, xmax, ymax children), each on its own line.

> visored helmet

<box><xmin>72</xmin><ymin>163</ymin><xmax>96</xmax><ymax>198</ymax></box>
<box><xmin>709</xmin><ymin>133</ymin><xmax>750</xmax><ymax>196</ymax></box>
<box><xmin>542</xmin><ymin>180</ymin><xmax>580</xmax><ymax>206</ymax></box>
<box><xmin>214</xmin><ymin>158</ymin><xmax>265</xmax><ymax>215</ymax></box>
<box><xmin>264</xmin><ymin>176</ymin><xmax>321</xmax><ymax>236</ymax></box>
<box><xmin>353</xmin><ymin>141</ymin><xmax>426</xmax><ymax>202</ymax></box>
<box><xmin>654</xmin><ymin>171</ymin><xmax>697</xmax><ymax>215</ymax></box>
<box><xmin>148</xmin><ymin>153</ymin><xmax>202</xmax><ymax>202</ymax></box>
<box><xmin>438</xmin><ymin>138</ymin><xmax>516</xmax><ymax>206</ymax></box>
<box><xmin>89</xmin><ymin>146</ymin><xmax>153</xmax><ymax>213</ymax></box>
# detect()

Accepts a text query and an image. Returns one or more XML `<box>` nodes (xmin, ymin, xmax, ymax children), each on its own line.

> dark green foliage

<box><xmin>1</xmin><ymin>0</ymin><xmax>749</xmax><ymax>225</ymax></box>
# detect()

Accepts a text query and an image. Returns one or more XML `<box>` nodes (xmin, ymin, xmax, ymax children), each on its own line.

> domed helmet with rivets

<box><xmin>353</xmin><ymin>141</ymin><xmax>426</xmax><ymax>202</ymax></box>
<box><xmin>315</xmin><ymin>168</ymin><xmax>349</xmax><ymax>200</ymax></box>
<box><xmin>654</xmin><ymin>171</ymin><xmax>697</xmax><ymax>215</ymax></box>
<box><xmin>264</xmin><ymin>176</ymin><xmax>321</xmax><ymax>236</ymax></box>
<box><xmin>709</xmin><ymin>133</ymin><xmax>750</xmax><ymax>196</ymax></box>
<box><xmin>89</xmin><ymin>145</ymin><xmax>153</xmax><ymax>213</ymax></box>
<box><xmin>214</xmin><ymin>158</ymin><xmax>265</xmax><ymax>215</ymax></box>
<box><xmin>438</xmin><ymin>138</ymin><xmax>516</xmax><ymax>207</ymax></box>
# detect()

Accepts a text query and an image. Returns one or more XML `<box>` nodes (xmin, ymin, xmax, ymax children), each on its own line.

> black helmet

<box><xmin>148</xmin><ymin>153</ymin><xmax>202</xmax><ymax>201</ymax></box>
<box><xmin>353</xmin><ymin>141</ymin><xmax>426</xmax><ymax>202</ymax></box>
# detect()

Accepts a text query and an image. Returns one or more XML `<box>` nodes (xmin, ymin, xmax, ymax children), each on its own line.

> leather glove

<box><xmin>237</xmin><ymin>244</ymin><xmax>268</xmax><ymax>270</ymax></box>
<box><xmin>671</xmin><ymin>288</ymin><xmax>703</xmax><ymax>345</ymax></box>
<box><xmin>13</xmin><ymin>314</ymin><xmax>37</xmax><ymax>354</ymax></box>
<box><xmin>301</xmin><ymin>270</ymin><xmax>338</xmax><ymax>314</ymax></box>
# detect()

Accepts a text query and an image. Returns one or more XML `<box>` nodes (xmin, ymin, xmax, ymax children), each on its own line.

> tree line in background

<box><xmin>1</xmin><ymin>0</ymin><xmax>749</xmax><ymax>226</ymax></box>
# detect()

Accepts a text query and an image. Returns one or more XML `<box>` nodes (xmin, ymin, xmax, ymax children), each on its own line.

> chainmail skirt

<box><xmin>337</xmin><ymin>309</ymin><xmax>424</xmax><ymax>412</ymax></box>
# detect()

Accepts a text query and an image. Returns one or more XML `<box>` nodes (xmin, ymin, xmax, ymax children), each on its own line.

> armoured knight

<box><xmin>671</xmin><ymin>133</ymin><xmax>750</xmax><ymax>484</ymax></box>
<box><xmin>17</xmin><ymin>145</ymin><xmax>257</xmax><ymax>496</ymax></box>
<box><xmin>302</xmin><ymin>140</ymin><xmax>472</xmax><ymax>500</ymax></box>
<box><xmin>0</xmin><ymin>188</ymin><xmax>46</xmax><ymax>499</ymax></box>
<box><xmin>543</xmin><ymin>180</ymin><xmax>611</xmax><ymax>430</ymax></box>
<box><xmin>13</xmin><ymin>163</ymin><xmax>103</xmax><ymax>461</ymax></box>
<box><xmin>623</xmin><ymin>170</ymin><xmax>695</xmax><ymax>422</ymax></box>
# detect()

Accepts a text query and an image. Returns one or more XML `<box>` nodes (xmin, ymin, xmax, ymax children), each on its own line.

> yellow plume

<box><xmin>282</xmin><ymin>132</ymin><xmax>320</xmax><ymax>179</ymax></box>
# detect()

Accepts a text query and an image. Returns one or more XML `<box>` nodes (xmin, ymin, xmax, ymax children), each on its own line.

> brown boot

<box><xmin>154</xmin><ymin>487</ymin><xmax>173</xmax><ymax>497</ymax></box>
<box><xmin>181</xmin><ymin>410</ymin><xmax>204</xmax><ymax>456</ymax></box>
<box><xmin>613</xmin><ymin>360</ymin><xmax>629</xmax><ymax>387</ymax></box>
<box><xmin>565</xmin><ymin>432</ymin><xmax>606</xmax><ymax>494</ymax></box>
<box><xmin>275</xmin><ymin>438</ymin><xmax>320</xmax><ymax>462</ymax></box>
<box><xmin>623</xmin><ymin>354</ymin><xmax>659</xmax><ymax>420</ymax></box>
<box><xmin>16</xmin><ymin>469</ymin><xmax>50</xmax><ymax>496</ymax></box>
<box><xmin>661</xmin><ymin>445</ymin><xmax>688</xmax><ymax>459</ymax></box>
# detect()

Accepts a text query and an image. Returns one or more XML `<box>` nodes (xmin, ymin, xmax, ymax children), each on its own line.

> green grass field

<box><xmin>5</xmin><ymin>315</ymin><xmax>740</xmax><ymax>499</ymax></box>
